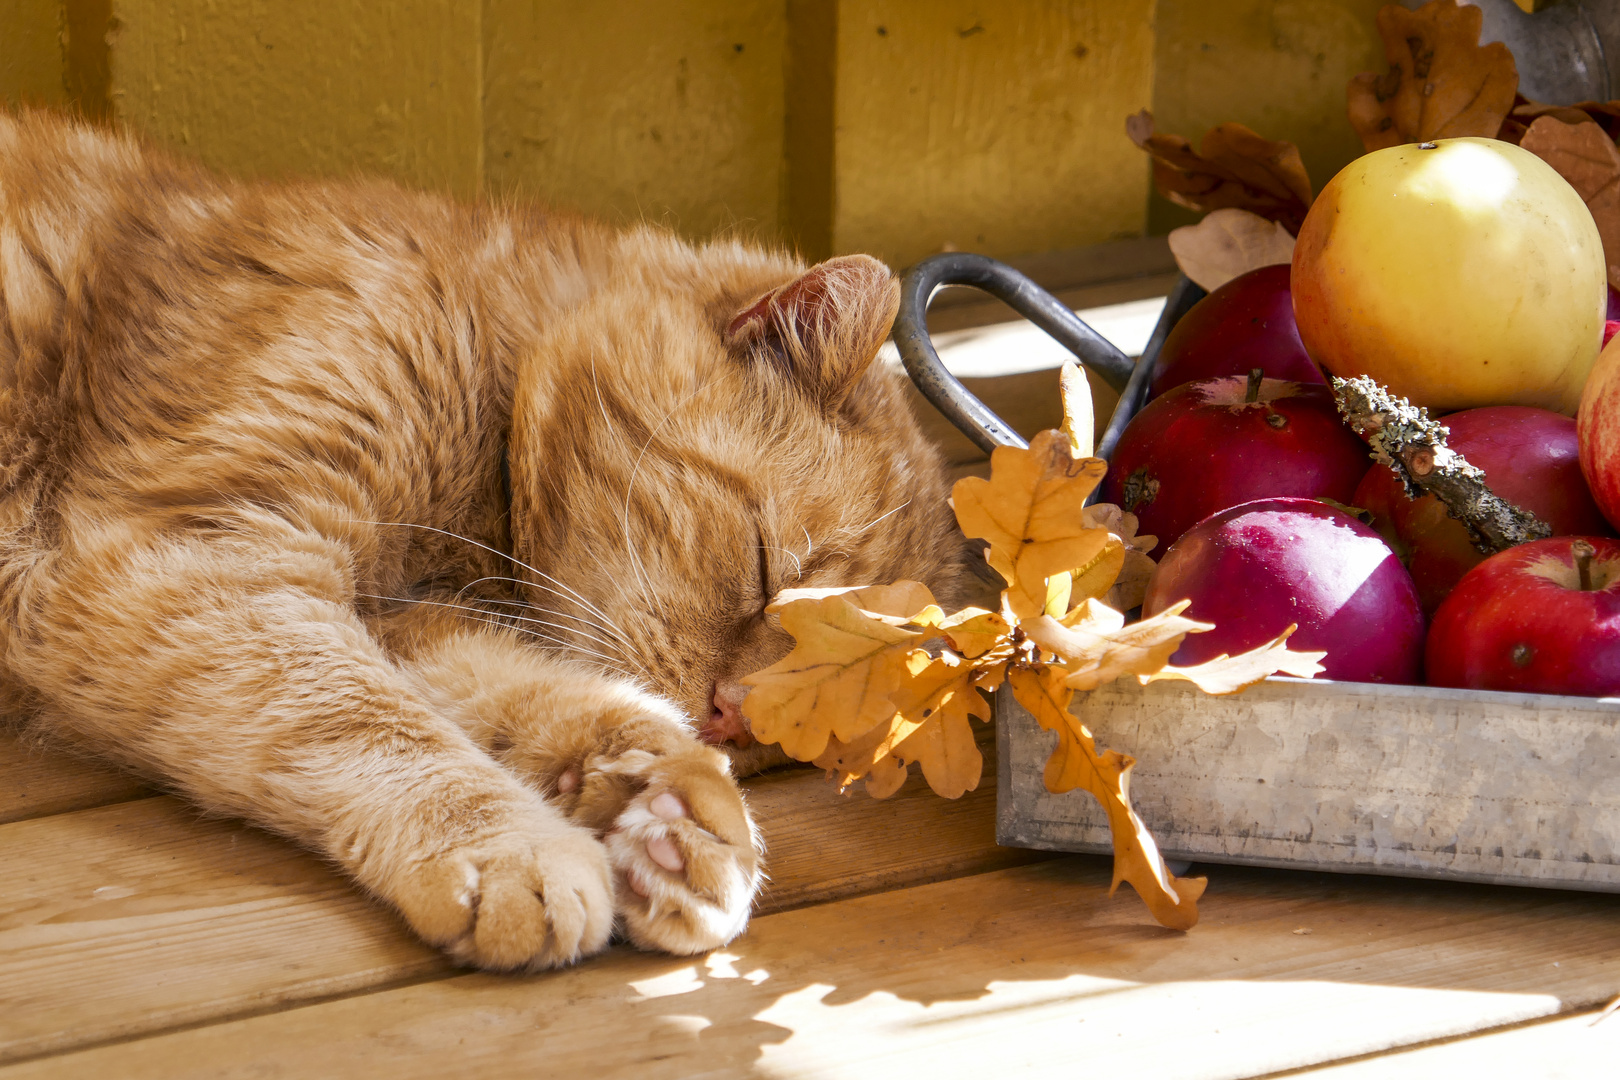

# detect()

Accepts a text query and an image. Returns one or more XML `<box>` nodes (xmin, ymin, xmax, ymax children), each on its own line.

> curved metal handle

<box><xmin>893</xmin><ymin>251</ymin><xmax>1204</xmax><ymax>458</ymax></box>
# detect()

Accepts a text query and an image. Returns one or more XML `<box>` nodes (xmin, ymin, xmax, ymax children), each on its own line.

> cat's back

<box><xmin>0</xmin><ymin>111</ymin><xmax>587</xmax><ymax>533</ymax></box>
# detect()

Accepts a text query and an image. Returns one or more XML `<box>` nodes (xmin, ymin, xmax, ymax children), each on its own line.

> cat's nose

<box><xmin>699</xmin><ymin>680</ymin><xmax>755</xmax><ymax>749</ymax></box>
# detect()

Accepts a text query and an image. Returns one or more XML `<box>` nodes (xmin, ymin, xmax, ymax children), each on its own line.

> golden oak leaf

<box><xmin>1519</xmin><ymin>116</ymin><xmax>1620</xmax><ymax>291</ymax></box>
<box><xmin>769</xmin><ymin>580</ymin><xmax>939</xmax><ymax>625</ymax></box>
<box><xmin>1058</xmin><ymin>361</ymin><xmax>1094</xmax><ymax>458</ymax></box>
<box><xmin>740</xmin><ymin>594</ymin><xmax>920</xmax><ymax>760</ymax></box>
<box><xmin>1126</xmin><ymin>110</ymin><xmax>1313</xmax><ymax>234</ymax></box>
<box><xmin>1008</xmin><ymin>665</ymin><xmax>1205</xmax><ymax>931</ymax></box>
<box><xmin>1347</xmin><ymin>0</ymin><xmax>1517</xmax><ymax>153</ymax></box>
<box><xmin>1142</xmin><ymin>625</ymin><xmax>1326</xmax><ymax>695</ymax></box>
<box><xmin>813</xmin><ymin>706</ymin><xmax>926</xmax><ymax>797</ymax></box>
<box><xmin>919</xmin><ymin>606</ymin><xmax>1011</xmax><ymax>659</ymax></box>
<box><xmin>889</xmin><ymin>651</ymin><xmax>991</xmax><ymax>800</ymax></box>
<box><xmin>1167</xmin><ymin>207</ymin><xmax>1297</xmax><ymax>293</ymax></box>
<box><xmin>952</xmin><ymin>430</ymin><xmax>1110</xmax><ymax>621</ymax></box>
<box><xmin>1023</xmin><ymin>600</ymin><xmax>1211</xmax><ymax>692</ymax></box>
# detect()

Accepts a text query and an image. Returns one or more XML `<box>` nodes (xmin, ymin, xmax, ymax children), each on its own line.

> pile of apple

<box><xmin>1112</xmin><ymin>137</ymin><xmax>1620</xmax><ymax>697</ymax></box>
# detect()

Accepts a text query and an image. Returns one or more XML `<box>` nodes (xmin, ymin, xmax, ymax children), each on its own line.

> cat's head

<box><xmin>508</xmin><ymin>232</ymin><xmax>980</xmax><ymax>768</ymax></box>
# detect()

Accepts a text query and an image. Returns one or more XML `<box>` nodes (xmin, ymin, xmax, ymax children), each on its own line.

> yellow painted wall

<box><xmin>1149</xmin><ymin>0</ymin><xmax>1386</xmax><ymax>232</ymax></box>
<box><xmin>832</xmin><ymin>0</ymin><xmax>1155</xmax><ymax>268</ymax></box>
<box><xmin>6</xmin><ymin>1</ymin><xmax>1438</xmax><ymax>264</ymax></box>
<box><xmin>108</xmin><ymin>0</ymin><xmax>483</xmax><ymax>196</ymax></box>
<box><xmin>483</xmin><ymin>0</ymin><xmax>787</xmax><ymax>240</ymax></box>
<box><xmin>1</xmin><ymin>0</ymin><xmax>65</xmax><ymax>109</ymax></box>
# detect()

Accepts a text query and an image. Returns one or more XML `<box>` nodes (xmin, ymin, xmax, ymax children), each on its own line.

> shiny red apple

<box><xmin>1101</xmin><ymin>372</ymin><xmax>1371</xmax><ymax>551</ymax></box>
<box><xmin>1149</xmin><ymin>265</ymin><xmax>1325</xmax><ymax>399</ymax></box>
<box><xmin>1143</xmin><ymin>497</ymin><xmax>1425</xmax><ymax>684</ymax></box>
<box><xmin>1579</xmin><ymin>335</ymin><xmax>1620</xmax><ymax>531</ymax></box>
<box><xmin>1354</xmin><ymin>406</ymin><xmax>1613</xmax><ymax>615</ymax></box>
<box><xmin>1426</xmin><ymin>536</ymin><xmax>1620</xmax><ymax>696</ymax></box>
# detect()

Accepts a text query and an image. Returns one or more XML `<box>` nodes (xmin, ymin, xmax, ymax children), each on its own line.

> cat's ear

<box><xmin>725</xmin><ymin>255</ymin><xmax>900</xmax><ymax>410</ymax></box>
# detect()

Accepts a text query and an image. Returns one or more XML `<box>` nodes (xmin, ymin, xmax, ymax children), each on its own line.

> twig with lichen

<box><xmin>1330</xmin><ymin>375</ymin><xmax>1551</xmax><ymax>555</ymax></box>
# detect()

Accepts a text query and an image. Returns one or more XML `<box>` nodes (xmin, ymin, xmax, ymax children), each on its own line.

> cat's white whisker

<box><xmin>619</xmin><ymin>372</ymin><xmax>720</xmax><ymax>624</ymax></box>
<box><xmin>451</xmin><ymin>576</ymin><xmax>627</xmax><ymax>642</ymax></box>
<box><xmin>356</xmin><ymin>591</ymin><xmax>636</xmax><ymax>670</ymax></box>
<box><xmin>849</xmin><ymin>500</ymin><xmax>911</xmax><ymax>538</ymax></box>
<box><xmin>763</xmin><ymin>544</ymin><xmax>802</xmax><ymax>580</ymax></box>
<box><xmin>353</xmin><ymin>520</ymin><xmax>630</xmax><ymax>637</ymax></box>
<box><xmin>801</xmin><ymin>524</ymin><xmax>814</xmax><ymax>558</ymax></box>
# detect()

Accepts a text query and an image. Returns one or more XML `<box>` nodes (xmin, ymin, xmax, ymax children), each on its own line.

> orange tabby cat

<box><xmin>0</xmin><ymin>111</ymin><xmax>971</xmax><ymax>969</ymax></box>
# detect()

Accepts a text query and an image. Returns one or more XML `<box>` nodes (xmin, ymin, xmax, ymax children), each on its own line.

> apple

<box><xmin>1354</xmin><ymin>406</ymin><xmax>1613</xmax><ymax>615</ymax></box>
<box><xmin>1101</xmin><ymin>372</ymin><xmax>1371</xmax><ymax>550</ymax></box>
<box><xmin>1426</xmin><ymin>536</ymin><xmax>1620</xmax><ymax>696</ymax></box>
<box><xmin>1579</xmin><ymin>334</ymin><xmax>1620</xmax><ymax>531</ymax></box>
<box><xmin>1148</xmin><ymin>264</ymin><xmax>1325</xmax><ymax>399</ymax></box>
<box><xmin>1143</xmin><ymin>497</ymin><xmax>1424</xmax><ymax>684</ymax></box>
<box><xmin>1292</xmin><ymin>138</ymin><xmax>1606</xmax><ymax>414</ymax></box>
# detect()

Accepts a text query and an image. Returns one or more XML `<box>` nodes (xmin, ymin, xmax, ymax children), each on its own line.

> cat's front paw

<box><xmin>395</xmin><ymin>812</ymin><xmax>615</xmax><ymax>971</ymax></box>
<box><xmin>588</xmin><ymin>746</ymin><xmax>763</xmax><ymax>955</ymax></box>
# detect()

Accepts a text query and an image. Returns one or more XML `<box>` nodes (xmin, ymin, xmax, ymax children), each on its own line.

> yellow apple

<box><xmin>1292</xmin><ymin>137</ymin><xmax>1605</xmax><ymax>414</ymax></box>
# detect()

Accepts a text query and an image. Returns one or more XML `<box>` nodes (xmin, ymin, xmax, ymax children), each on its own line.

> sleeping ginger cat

<box><xmin>0</xmin><ymin>111</ymin><xmax>971</xmax><ymax>969</ymax></box>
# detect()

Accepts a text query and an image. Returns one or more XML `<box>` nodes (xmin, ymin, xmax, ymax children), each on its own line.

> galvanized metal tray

<box><xmin>893</xmin><ymin>254</ymin><xmax>1620</xmax><ymax>892</ymax></box>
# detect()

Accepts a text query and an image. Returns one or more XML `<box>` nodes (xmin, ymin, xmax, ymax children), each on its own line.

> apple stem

<box><xmin>1574</xmin><ymin>540</ymin><xmax>1596</xmax><ymax>591</ymax></box>
<box><xmin>1330</xmin><ymin>375</ymin><xmax>1553</xmax><ymax>555</ymax></box>
<box><xmin>1246</xmin><ymin>368</ymin><xmax>1264</xmax><ymax>403</ymax></box>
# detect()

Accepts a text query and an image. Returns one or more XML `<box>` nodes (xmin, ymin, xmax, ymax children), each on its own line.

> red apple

<box><xmin>1426</xmin><ymin>536</ymin><xmax>1620</xmax><ymax>696</ymax></box>
<box><xmin>1101</xmin><ymin>372</ymin><xmax>1371</xmax><ymax>551</ymax></box>
<box><xmin>1579</xmin><ymin>335</ymin><xmax>1620</xmax><ymax>530</ymax></box>
<box><xmin>1149</xmin><ymin>265</ymin><xmax>1325</xmax><ymax>399</ymax></box>
<box><xmin>1143</xmin><ymin>497</ymin><xmax>1424</xmax><ymax>683</ymax></box>
<box><xmin>1354</xmin><ymin>406</ymin><xmax>1613</xmax><ymax>615</ymax></box>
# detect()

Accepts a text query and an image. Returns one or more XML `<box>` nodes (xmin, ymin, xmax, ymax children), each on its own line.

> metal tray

<box><xmin>893</xmin><ymin>253</ymin><xmax>1620</xmax><ymax>891</ymax></box>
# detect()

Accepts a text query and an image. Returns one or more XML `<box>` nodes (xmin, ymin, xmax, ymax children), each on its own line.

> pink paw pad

<box><xmin>556</xmin><ymin>768</ymin><xmax>581</xmax><ymax>794</ymax></box>
<box><xmin>646</xmin><ymin>835</ymin><xmax>684</xmax><ymax>873</ymax></box>
<box><xmin>649</xmin><ymin>792</ymin><xmax>686</xmax><ymax>820</ymax></box>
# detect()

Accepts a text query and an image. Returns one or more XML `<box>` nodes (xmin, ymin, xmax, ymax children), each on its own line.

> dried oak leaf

<box><xmin>1127</xmin><ymin>109</ymin><xmax>1313</xmax><ymax>234</ymax></box>
<box><xmin>1347</xmin><ymin>0</ymin><xmax>1517</xmax><ymax>153</ymax></box>
<box><xmin>1519</xmin><ymin>116</ymin><xmax>1620</xmax><ymax>291</ymax></box>
<box><xmin>1024</xmin><ymin>600</ymin><xmax>1209</xmax><ymax>692</ymax></box>
<box><xmin>1168</xmin><ymin>208</ymin><xmax>1296</xmax><ymax>293</ymax></box>
<box><xmin>951</xmin><ymin>430</ymin><xmax>1110</xmax><ymax>622</ymax></box>
<box><xmin>1007</xmin><ymin>664</ymin><xmax>1206</xmax><ymax>931</ymax></box>
<box><xmin>1498</xmin><ymin>97</ymin><xmax>1620</xmax><ymax>145</ymax></box>
<box><xmin>739</xmin><ymin>592</ymin><xmax>921</xmax><ymax>761</ymax></box>
<box><xmin>1076</xmin><ymin>504</ymin><xmax>1158</xmax><ymax>612</ymax></box>
<box><xmin>889</xmin><ymin>651</ymin><xmax>993</xmax><ymax>799</ymax></box>
<box><xmin>1143</xmin><ymin>625</ymin><xmax>1325</xmax><ymax>694</ymax></box>
<box><xmin>1058</xmin><ymin>361</ymin><xmax>1095</xmax><ymax>457</ymax></box>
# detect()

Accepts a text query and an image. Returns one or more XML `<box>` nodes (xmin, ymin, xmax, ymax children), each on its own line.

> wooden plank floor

<box><xmin>3</xmin><ymin>727</ymin><xmax>1618</xmax><ymax>1078</ymax></box>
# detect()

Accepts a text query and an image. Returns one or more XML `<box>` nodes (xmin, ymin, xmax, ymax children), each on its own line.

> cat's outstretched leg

<box><xmin>398</xmin><ymin>627</ymin><xmax>763</xmax><ymax>956</ymax></box>
<box><xmin>4</xmin><ymin>533</ymin><xmax>618</xmax><ymax>971</ymax></box>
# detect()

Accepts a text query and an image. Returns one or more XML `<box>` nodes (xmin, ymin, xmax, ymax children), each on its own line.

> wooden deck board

<box><xmin>0</xmin><ymin>731</ymin><xmax>150</xmax><ymax>824</ymax></box>
<box><xmin>0</xmin><ymin>741</ymin><xmax>1032</xmax><ymax>1064</ymax></box>
<box><xmin>1295</xmin><ymin>1008</ymin><xmax>1620</xmax><ymax>1077</ymax></box>
<box><xmin>7</xmin><ymin>858</ymin><xmax>1617</xmax><ymax>1079</ymax></box>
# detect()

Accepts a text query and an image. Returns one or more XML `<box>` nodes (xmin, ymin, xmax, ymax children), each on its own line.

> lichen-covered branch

<box><xmin>1330</xmin><ymin>375</ymin><xmax>1551</xmax><ymax>554</ymax></box>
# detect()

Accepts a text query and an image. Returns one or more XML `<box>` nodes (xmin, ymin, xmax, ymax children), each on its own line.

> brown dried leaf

<box><xmin>1024</xmin><ymin>600</ymin><xmax>1211</xmax><ymax>692</ymax></box>
<box><xmin>1008</xmin><ymin>664</ymin><xmax>1205</xmax><ymax>931</ymax></box>
<box><xmin>1127</xmin><ymin>109</ymin><xmax>1313</xmax><ymax>234</ymax></box>
<box><xmin>1168</xmin><ymin>208</ymin><xmax>1297</xmax><ymax>293</ymax></box>
<box><xmin>813</xmin><ymin>707</ymin><xmax>923</xmax><ymax>797</ymax></box>
<box><xmin>739</xmin><ymin>594</ymin><xmax>919</xmax><ymax>761</ymax></box>
<box><xmin>1347</xmin><ymin>0</ymin><xmax>1517</xmax><ymax>153</ymax></box>
<box><xmin>952</xmin><ymin>430</ymin><xmax>1110</xmax><ymax>621</ymax></box>
<box><xmin>1141</xmin><ymin>625</ymin><xmax>1326</xmax><ymax>695</ymax></box>
<box><xmin>1519</xmin><ymin>116</ymin><xmax>1620</xmax><ymax>291</ymax></box>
